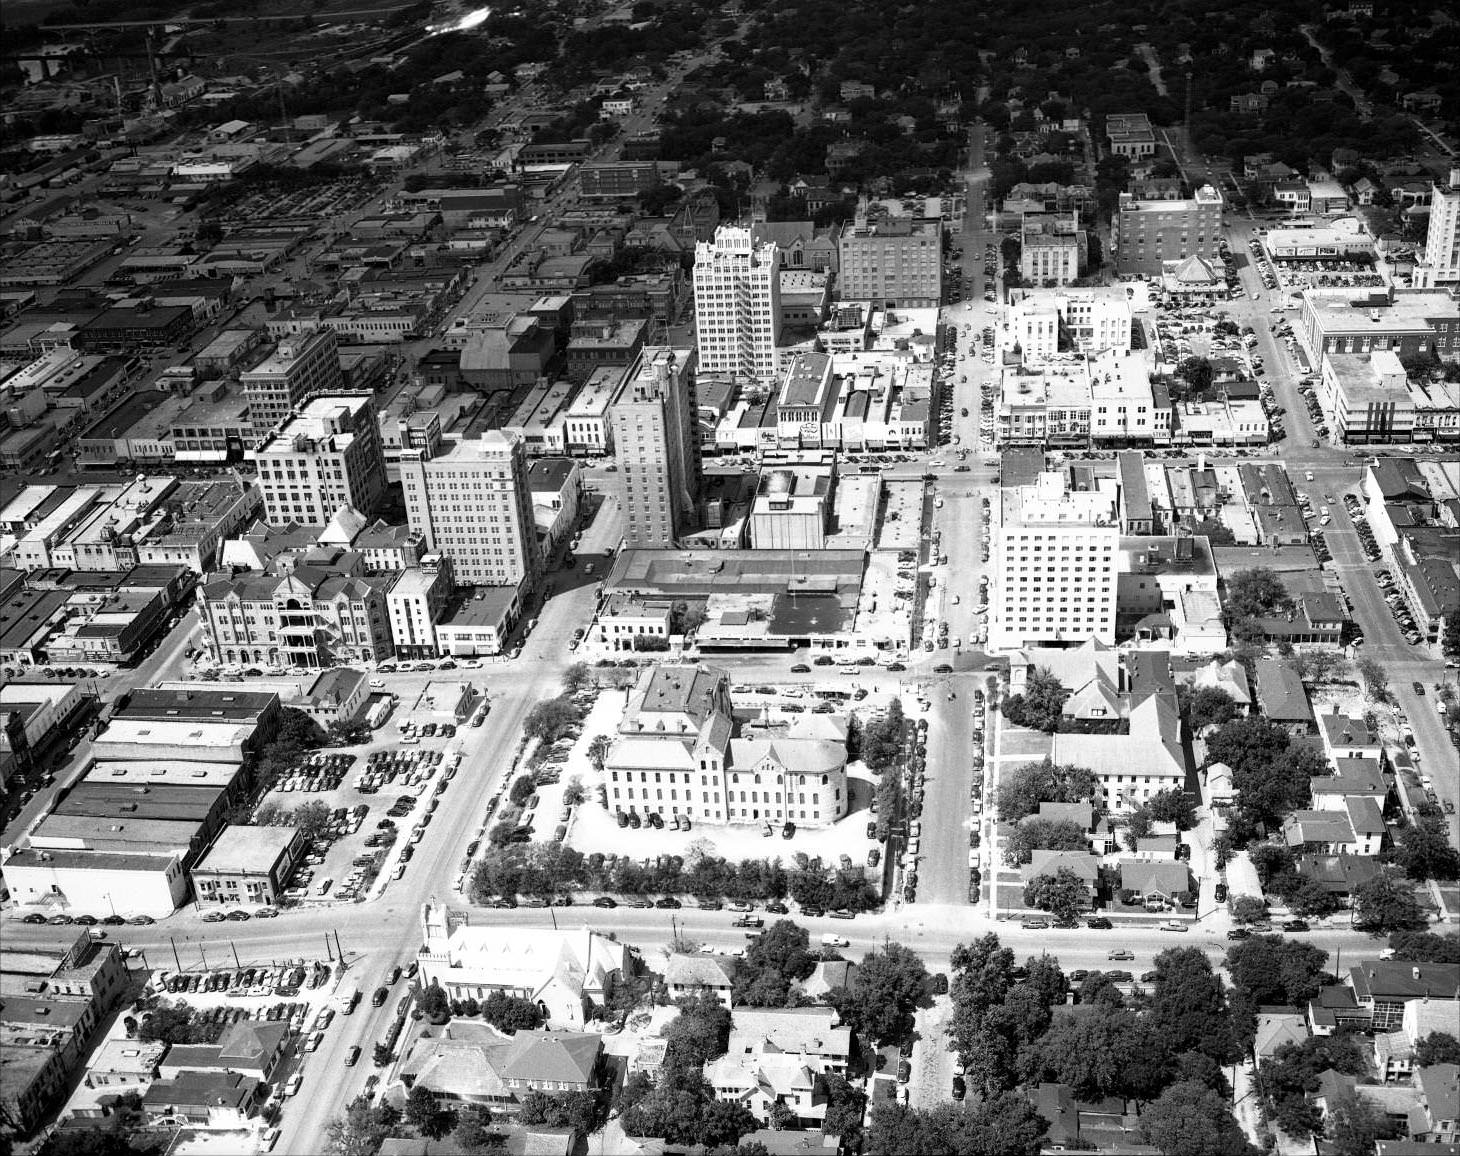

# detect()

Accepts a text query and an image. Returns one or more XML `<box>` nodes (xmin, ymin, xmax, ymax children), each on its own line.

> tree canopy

<box><xmin>996</xmin><ymin>759</ymin><xmax>1099</xmax><ymax>822</ymax></box>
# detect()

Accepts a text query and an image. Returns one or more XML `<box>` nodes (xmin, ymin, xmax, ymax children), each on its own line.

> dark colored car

<box><xmin>372</xmin><ymin>986</ymin><xmax>389</xmax><ymax>1007</ymax></box>
<box><xmin>1226</xmin><ymin>928</ymin><xmax>1251</xmax><ymax>941</ymax></box>
<box><xmin>1085</xmin><ymin>917</ymin><xmax>1112</xmax><ymax>930</ymax></box>
<box><xmin>388</xmin><ymin>966</ymin><xmax>401</xmax><ymax>985</ymax></box>
<box><xmin>1282</xmin><ymin>920</ymin><xmax>1310</xmax><ymax>933</ymax></box>
<box><xmin>790</xmin><ymin>664</ymin><xmax>811</xmax><ymax>673</ymax></box>
<box><xmin>592</xmin><ymin>896</ymin><xmax>618</xmax><ymax>908</ymax></box>
<box><xmin>952</xmin><ymin>1075</ymin><xmax>967</xmax><ymax>1100</ymax></box>
<box><xmin>1214</xmin><ymin>883</ymin><xmax>1228</xmax><ymax>903</ymax></box>
<box><xmin>781</xmin><ymin>822</ymin><xmax>796</xmax><ymax>839</ymax></box>
<box><xmin>801</xmin><ymin>906</ymin><xmax>825</xmax><ymax>918</ymax></box>
<box><xmin>655</xmin><ymin>896</ymin><xmax>682</xmax><ymax>909</ymax></box>
<box><xmin>766</xmin><ymin>902</ymin><xmax>789</xmax><ymax>915</ymax></box>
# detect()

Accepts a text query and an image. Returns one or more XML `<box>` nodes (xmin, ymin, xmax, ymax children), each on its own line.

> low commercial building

<box><xmin>433</xmin><ymin>583</ymin><xmax>525</xmax><ymax>657</ymax></box>
<box><xmin>191</xmin><ymin>825</ymin><xmax>304</xmax><ymax>908</ymax></box>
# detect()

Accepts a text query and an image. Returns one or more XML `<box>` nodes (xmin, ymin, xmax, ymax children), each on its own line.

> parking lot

<box><xmin>241</xmin><ymin>701</ymin><xmax>471</xmax><ymax>911</ymax></box>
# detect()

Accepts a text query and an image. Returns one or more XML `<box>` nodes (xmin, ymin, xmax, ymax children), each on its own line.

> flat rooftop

<box><xmin>194</xmin><ymin>824</ymin><xmax>299</xmax><ymax>874</ymax></box>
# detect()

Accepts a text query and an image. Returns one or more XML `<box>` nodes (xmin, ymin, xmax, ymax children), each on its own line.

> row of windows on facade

<box><xmin>612</xmin><ymin>770</ymin><xmax>835</xmax><ymax>785</ymax></box>
<box><xmin>616</xmin><ymin>786</ymin><xmax>829</xmax><ymax>806</ymax></box>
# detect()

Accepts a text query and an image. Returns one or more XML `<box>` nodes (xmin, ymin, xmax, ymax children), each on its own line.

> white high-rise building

<box><xmin>250</xmin><ymin>394</ymin><xmax>386</xmax><ymax>525</ymax></box>
<box><xmin>612</xmin><ymin>347</ymin><xmax>701</xmax><ymax>548</ymax></box>
<box><xmin>399</xmin><ymin>430</ymin><xmax>539</xmax><ymax>588</ymax></box>
<box><xmin>693</xmin><ymin>226</ymin><xmax>782</xmax><ymax>381</ymax></box>
<box><xmin>990</xmin><ymin>471</ymin><xmax>1120</xmax><ymax>651</ymax></box>
<box><xmin>1416</xmin><ymin>166</ymin><xmax>1460</xmax><ymax>287</ymax></box>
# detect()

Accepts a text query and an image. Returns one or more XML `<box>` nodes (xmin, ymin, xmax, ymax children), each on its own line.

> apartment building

<box><xmin>1415</xmin><ymin>166</ymin><xmax>1460</xmax><ymax>287</ymax></box>
<box><xmin>238</xmin><ymin>328</ymin><xmax>343</xmax><ymax>442</ymax></box>
<box><xmin>612</xmin><ymin>347</ymin><xmax>701</xmax><ymax>549</ymax></box>
<box><xmin>250</xmin><ymin>394</ymin><xmax>387</xmax><ymax>525</ymax></box>
<box><xmin>693</xmin><ymin>226</ymin><xmax>783</xmax><ymax>381</ymax></box>
<box><xmin>837</xmin><ymin>208</ymin><xmax>942</xmax><ymax>307</ymax></box>
<box><xmin>399</xmin><ymin>429</ymin><xmax>539</xmax><ymax>588</ymax></box>
<box><xmin>991</xmin><ymin>471</ymin><xmax>1120</xmax><ymax>650</ymax></box>
<box><xmin>1113</xmin><ymin>185</ymin><xmax>1224</xmax><ymax>277</ymax></box>
<box><xmin>604</xmin><ymin>664</ymin><xmax>849</xmax><ymax>828</ymax></box>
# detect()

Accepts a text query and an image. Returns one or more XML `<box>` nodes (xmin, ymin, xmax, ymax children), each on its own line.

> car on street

<box><xmin>1282</xmin><ymin>919</ymin><xmax>1310</xmax><ymax>932</ymax></box>
<box><xmin>1085</xmin><ymin>917</ymin><xmax>1112</xmax><ymax>930</ymax></box>
<box><xmin>1107</xmin><ymin>949</ymin><xmax>1134</xmax><ymax>961</ymax></box>
<box><xmin>345</xmin><ymin>1046</ymin><xmax>361</xmax><ymax>1066</ymax></box>
<box><xmin>655</xmin><ymin>896</ymin><xmax>682</xmax><ymax>909</ymax></box>
<box><xmin>1226</xmin><ymin>928</ymin><xmax>1251</xmax><ymax>941</ymax></box>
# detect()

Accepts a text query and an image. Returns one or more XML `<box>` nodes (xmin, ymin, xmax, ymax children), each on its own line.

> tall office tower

<box><xmin>693</xmin><ymin>226</ymin><xmax>782</xmax><ymax>381</ymax></box>
<box><xmin>612</xmin><ymin>347</ymin><xmax>702</xmax><ymax>548</ymax></box>
<box><xmin>399</xmin><ymin>430</ymin><xmax>539</xmax><ymax>588</ymax></box>
<box><xmin>837</xmin><ymin>202</ymin><xmax>943</xmax><ymax>306</ymax></box>
<box><xmin>990</xmin><ymin>470</ymin><xmax>1120</xmax><ymax>651</ymax></box>
<box><xmin>1416</xmin><ymin>166</ymin><xmax>1460</xmax><ymax>287</ymax></box>
<box><xmin>251</xmin><ymin>394</ymin><xmax>387</xmax><ymax>525</ymax></box>
<box><xmin>1113</xmin><ymin>184</ymin><xmax>1223</xmax><ymax>277</ymax></box>
<box><xmin>240</xmin><ymin>328</ymin><xmax>343</xmax><ymax>442</ymax></box>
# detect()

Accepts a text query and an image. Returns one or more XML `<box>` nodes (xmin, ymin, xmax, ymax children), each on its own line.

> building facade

<box><xmin>1114</xmin><ymin>185</ymin><xmax>1224</xmax><ymax>277</ymax></box>
<box><xmin>837</xmin><ymin>209</ymin><xmax>942</xmax><ymax>307</ymax></box>
<box><xmin>1416</xmin><ymin>166</ymin><xmax>1460</xmax><ymax>287</ymax></box>
<box><xmin>603</xmin><ymin>664</ymin><xmax>850</xmax><ymax>828</ymax></box>
<box><xmin>250</xmin><ymin>394</ymin><xmax>387</xmax><ymax>525</ymax></box>
<box><xmin>612</xmin><ymin>347</ymin><xmax>702</xmax><ymax>549</ymax></box>
<box><xmin>400</xmin><ymin>430</ymin><xmax>540</xmax><ymax>589</ymax></box>
<box><xmin>195</xmin><ymin>565</ymin><xmax>394</xmax><ymax>668</ymax></box>
<box><xmin>991</xmin><ymin>471</ymin><xmax>1120</xmax><ymax>649</ymax></box>
<box><xmin>239</xmin><ymin>328</ymin><xmax>343</xmax><ymax>442</ymax></box>
<box><xmin>692</xmin><ymin>226</ymin><xmax>783</xmax><ymax>381</ymax></box>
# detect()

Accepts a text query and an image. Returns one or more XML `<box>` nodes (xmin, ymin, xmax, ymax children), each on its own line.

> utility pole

<box><xmin>169</xmin><ymin>937</ymin><xmax>183</xmax><ymax>973</ymax></box>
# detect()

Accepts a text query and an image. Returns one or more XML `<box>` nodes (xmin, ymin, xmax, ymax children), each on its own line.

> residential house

<box><xmin>1415</xmin><ymin>1064</ymin><xmax>1459</xmax><ymax>1143</ymax></box>
<box><xmin>1254</xmin><ymin>1009</ymin><xmax>1309</xmax><ymax>1068</ymax></box>
<box><xmin>1343</xmin><ymin>961</ymin><xmax>1460</xmax><ymax>1030</ymax></box>
<box><xmin>141</xmin><ymin>1071</ymin><xmax>262</xmax><ymax>1128</ymax></box>
<box><xmin>1253</xmin><ymin>658</ymin><xmax>1315</xmax><ymax>734</ymax></box>
<box><xmin>158</xmin><ymin>1020</ymin><xmax>291</xmax><ymax>1083</ymax></box>
<box><xmin>1295</xmin><ymin>853</ymin><xmax>1382</xmax><ymax>908</ymax></box>
<box><xmin>705</xmin><ymin>1007</ymin><xmax>853</xmax><ymax>1128</ymax></box>
<box><xmin>1118</xmin><ymin>859</ymin><xmax>1192</xmax><ymax>905</ymax></box>
<box><xmin>398</xmin><ymin>1022</ymin><xmax>603</xmax><ymax>1112</ymax></box>
<box><xmin>1373</xmin><ymin>998</ymin><xmax>1460</xmax><ymax>1082</ymax></box>
<box><xmin>665</xmin><ymin>953</ymin><xmax>736</xmax><ymax>1008</ymax></box>
<box><xmin>1319</xmin><ymin>711</ymin><xmax>1384</xmax><ymax>765</ymax></box>
<box><xmin>1282</xmin><ymin>807</ymin><xmax>1383</xmax><ymax>857</ymax></box>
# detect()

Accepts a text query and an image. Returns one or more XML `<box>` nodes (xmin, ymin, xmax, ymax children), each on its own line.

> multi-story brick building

<box><xmin>1113</xmin><ymin>185</ymin><xmax>1223</xmax><ymax>277</ymax></box>
<box><xmin>836</xmin><ymin>207</ymin><xmax>941</xmax><ymax>307</ymax></box>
